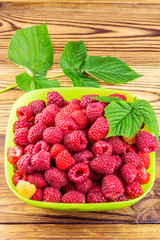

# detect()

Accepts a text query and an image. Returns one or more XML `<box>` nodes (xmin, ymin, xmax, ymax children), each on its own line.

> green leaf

<box><xmin>59</xmin><ymin>40</ymin><xmax>87</xmax><ymax>71</ymax></box>
<box><xmin>8</xmin><ymin>23</ymin><xmax>53</xmax><ymax>76</ymax></box>
<box><xmin>92</xmin><ymin>96</ymin><xmax>125</xmax><ymax>103</ymax></box>
<box><xmin>16</xmin><ymin>73</ymin><xmax>60</xmax><ymax>92</ymax></box>
<box><xmin>105</xmin><ymin>101</ymin><xmax>143</xmax><ymax>138</ymax></box>
<box><xmin>63</xmin><ymin>69</ymin><xmax>100</xmax><ymax>88</ymax></box>
<box><xmin>133</xmin><ymin>99</ymin><xmax>159</xmax><ymax>140</ymax></box>
<box><xmin>80</xmin><ymin>56</ymin><xmax>143</xmax><ymax>84</ymax></box>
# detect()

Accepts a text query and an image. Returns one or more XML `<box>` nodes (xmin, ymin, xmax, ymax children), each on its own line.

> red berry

<box><xmin>70</xmin><ymin>110</ymin><xmax>88</xmax><ymax>129</ymax></box>
<box><xmin>64</xmin><ymin>130</ymin><xmax>88</xmax><ymax>152</ymax></box>
<box><xmin>7</xmin><ymin>146</ymin><xmax>23</xmax><ymax>165</ymax></box>
<box><xmin>17</xmin><ymin>154</ymin><xmax>35</xmax><ymax>174</ymax></box>
<box><xmin>112</xmin><ymin>194</ymin><xmax>129</xmax><ymax>202</ymax></box>
<box><xmin>86</xmin><ymin>183</ymin><xmax>107</xmax><ymax>203</ymax></box>
<box><xmin>88</xmin><ymin>117</ymin><xmax>109</xmax><ymax>142</ymax></box>
<box><xmin>113</xmin><ymin>155</ymin><xmax>123</xmax><ymax>172</ymax></box>
<box><xmin>75</xmin><ymin>178</ymin><xmax>92</xmax><ymax>194</ymax></box>
<box><xmin>73</xmin><ymin>150</ymin><xmax>94</xmax><ymax>165</ymax></box>
<box><xmin>86</xmin><ymin>102</ymin><xmax>105</xmax><ymax>123</ymax></box>
<box><xmin>109</xmin><ymin>93</ymin><xmax>127</xmax><ymax>101</ymax></box>
<box><xmin>44</xmin><ymin>167</ymin><xmax>68</xmax><ymax>189</ymax></box>
<box><xmin>30</xmin><ymin>188</ymin><xmax>43</xmax><ymax>201</ymax></box>
<box><xmin>120</xmin><ymin>163</ymin><xmax>137</xmax><ymax>184</ymax></box>
<box><xmin>91</xmin><ymin>141</ymin><xmax>112</xmax><ymax>157</ymax></box>
<box><xmin>136</xmin><ymin>131</ymin><xmax>158</xmax><ymax>153</ymax></box>
<box><xmin>106</xmin><ymin>136</ymin><xmax>125</xmax><ymax>155</ymax></box>
<box><xmin>24</xmin><ymin>144</ymin><xmax>35</xmax><ymax>155</ymax></box>
<box><xmin>28</xmin><ymin>172</ymin><xmax>47</xmax><ymax>188</ymax></box>
<box><xmin>47</xmin><ymin>91</ymin><xmax>64</xmax><ymax>107</ymax></box>
<box><xmin>13</xmin><ymin>118</ymin><xmax>33</xmax><ymax>132</ymax></box>
<box><xmin>31</xmin><ymin>150</ymin><xmax>51</xmax><ymax>171</ymax></box>
<box><xmin>68</xmin><ymin>163</ymin><xmax>90</xmax><ymax>183</ymax></box>
<box><xmin>50</xmin><ymin>143</ymin><xmax>66</xmax><ymax>159</ymax></box>
<box><xmin>69</xmin><ymin>99</ymin><xmax>81</xmax><ymax>106</ymax></box>
<box><xmin>55</xmin><ymin>112</ymin><xmax>78</xmax><ymax>135</ymax></box>
<box><xmin>28</xmin><ymin>123</ymin><xmax>47</xmax><ymax>144</ymax></box>
<box><xmin>43</xmin><ymin>187</ymin><xmax>62</xmax><ymax>202</ymax></box>
<box><xmin>12</xmin><ymin>170</ymin><xmax>28</xmax><ymax>186</ymax></box>
<box><xmin>43</xmin><ymin>127</ymin><xmax>63</xmax><ymax>145</ymax></box>
<box><xmin>32</xmin><ymin>140</ymin><xmax>50</xmax><ymax>155</ymax></box>
<box><xmin>135</xmin><ymin>166</ymin><xmax>150</xmax><ymax>184</ymax></box>
<box><xmin>122</xmin><ymin>152</ymin><xmax>140</xmax><ymax>168</ymax></box>
<box><xmin>55</xmin><ymin>150</ymin><xmax>75</xmax><ymax>171</ymax></box>
<box><xmin>59</xmin><ymin>104</ymin><xmax>81</xmax><ymax>116</ymax></box>
<box><xmin>14</xmin><ymin>128</ymin><xmax>29</xmax><ymax>146</ymax></box>
<box><xmin>89</xmin><ymin>170</ymin><xmax>103</xmax><ymax>182</ymax></box>
<box><xmin>35</xmin><ymin>104</ymin><xmax>59</xmax><ymax>126</ymax></box>
<box><xmin>138</xmin><ymin>152</ymin><xmax>150</xmax><ymax>169</ymax></box>
<box><xmin>80</xmin><ymin>94</ymin><xmax>99</xmax><ymax>108</ymax></box>
<box><xmin>90</xmin><ymin>155</ymin><xmax>116</xmax><ymax>175</ymax></box>
<box><xmin>62</xmin><ymin>190</ymin><xmax>85</xmax><ymax>203</ymax></box>
<box><xmin>28</xmin><ymin>100</ymin><xmax>46</xmax><ymax>116</ymax></box>
<box><xmin>16</xmin><ymin>106</ymin><xmax>33</xmax><ymax>120</ymax></box>
<box><xmin>62</xmin><ymin>181</ymin><xmax>75</xmax><ymax>194</ymax></box>
<box><xmin>125</xmin><ymin>181</ymin><xmax>143</xmax><ymax>199</ymax></box>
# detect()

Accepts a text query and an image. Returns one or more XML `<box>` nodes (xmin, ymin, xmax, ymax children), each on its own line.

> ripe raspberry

<box><xmin>73</xmin><ymin>150</ymin><xmax>94</xmax><ymax>165</ymax></box>
<box><xmin>16</xmin><ymin>106</ymin><xmax>33</xmax><ymax>120</ymax></box>
<box><xmin>70</xmin><ymin>110</ymin><xmax>88</xmax><ymax>129</ymax></box>
<box><xmin>135</xmin><ymin>166</ymin><xmax>150</xmax><ymax>184</ymax></box>
<box><xmin>31</xmin><ymin>150</ymin><xmax>51</xmax><ymax>171</ymax></box>
<box><xmin>55</xmin><ymin>150</ymin><xmax>75</xmax><ymax>171</ymax></box>
<box><xmin>30</xmin><ymin>188</ymin><xmax>43</xmax><ymax>201</ymax></box>
<box><xmin>69</xmin><ymin>99</ymin><xmax>81</xmax><ymax>106</ymax></box>
<box><xmin>123</xmin><ymin>135</ymin><xmax>136</xmax><ymax>145</ymax></box>
<box><xmin>64</xmin><ymin>130</ymin><xmax>88</xmax><ymax>152</ymax></box>
<box><xmin>43</xmin><ymin>127</ymin><xmax>63</xmax><ymax>145</ymax></box>
<box><xmin>112</xmin><ymin>194</ymin><xmax>129</xmax><ymax>202</ymax></box>
<box><xmin>14</xmin><ymin>128</ymin><xmax>29</xmax><ymax>146</ymax></box>
<box><xmin>68</xmin><ymin>163</ymin><xmax>90</xmax><ymax>183</ymax></box>
<box><xmin>62</xmin><ymin>181</ymin><xmax>75</xmax><ymax>194</ymax></box>
<box><xmin>86</xmin><ymin>183</ymin><xmax>107</xmax><ymax>203</ymax></box>
<box><xmin>28</xmin><ymin>100</ymin><xmax>46</xmax><ymax>116</ymax></box>
<box><xmin>43</xmin><ymin>187</ymin><xmax>62</xmax><ymax>202</ymax></box>
<box><xmin>125</xmin><ymin>181</ymin><xmax>143</xmax><ymax>199</ymax></box>
<box><xmin>55</xmin><ymin>112</ymin><xmax>78</xmax><ymax>135</ymax></box>
<box><xmin>122</xmin><ymin>152</ymin><xmax>140</xmax><ymax>168</ymax></box>
<box><xmin>7</xmin><ymin>146</ymin><xmax>23</xmax><ymax>165</ymax></box>
<box><xmin>120</xmin><ymin>163</ymin><xmax>137</xmax><ymax>184</ymax></box>
<box><xmin>91</xmin><ymin>141</ymin><xmax>112</xmax><ymax>157</ymax></box>
<box><xmin>90</xmin><ymin>155</ymin><xmax>116</xmax><ymax>175</ymax></box>
<box><xmin>80</xmin><ymin>94</ymin><xmax>99</xmax><ymax>108</ymax></box>
<box><xmin>106</xmin><ymin>136</ymin><xmax>125</xmax><ymax>155</ymax></box>
<box><xmin>24</xmin><ymin>144</ymin><xmax>35</xmax><ymax>155</ymax></box>
<box><xmin>136</xmin><ymin>131</ymin><xmax>158</xmax><ymax>153</ymax></box>
<box><xmin>102</xmin><ymin>174</ymin><xmax>124</xmax><ymax>200</ymax></box>
<box><xmin>113</xmin><ymin>155</ymin><xmax>123</xmax><ymax>172</ymax></box>
<box><xmin>35</xmin><ymin>104</ymin><xmax>59</xmax><ymax>126</ymax></box>
<box><xmin>123</xmin><ymin>143</ymin><xmax>136</xmax><ymax>154</ymax></box>
<box><xmin>28</xmin><ymin>172</ymin><xmax>47</xmax><ymax>188</ymax></box>
<box><xmin>59</xmin><ymin>104</ymin><xmax>81</xmax><ymax>116</ymax></box>
<box><xmin>17</xmin><ymin>154</ymin><xmax>35</xmax><ymax>174</ymax></box>
<box><xmin>12</xmin><ymin>170</ymin><xmax>28</xmax><ymax>186</ymax></box>
<box><xmin>89</xmin><ymin>170</ymin><xmax>103</xmax><ymax>182</ymax></box>
<box><xmin>86</xmin><ymin>102</ymin><xmax>105</xmax><ymax>123</ymax></box>
<box><xmin>62</xmin><ymin>190</ymin><xmax>85</xmax><ymax>203</ymax></box>
<box><xmin>88</xmin><ymin>117</ymin><xmax>109</xmax><ymax>142</ymax></box>
<box><xmin>32</xmin><ymin>140</ymin><xmax>50</xmax><ymax>155</ymax></box>
<box><xmin>13</xmin><ymin>118</ymin><xmax>33</xmax><ymax>132</ymax></box>
<box><xmin>47</xmin><ymin>91</ymin><xmax>64</xmax><ymax>107</ymax></box>
<box><xmin>44</xmin><ymin>167</ymin><xmax>68</xmax><ymax>189</ymax></box>
<box><xmin>109</xmin><ymin>93</ymin><xmax>127</xmax><ymax>101</ymax></box>
<box><xmin>138</xmin><ymin>152</ymin><xmax>150</xmax><ymax>169</ymax></box>
<box><xmin>16</xmin><ymin>180</ymin><xmax>36</xmax><ymax>199</ymax></box>
<box><xmin>28</xmin><ymin>123</ymin><xmax>47</xmax><ymax>144</ymax></box>
<box><xmin>50</xmin><ymin>144</ymin><xmax>66</xmax><ymax>159</ymax></box>
<box><xmin>75</xmin><ymin>178</ymin><xmax>93</xmax><ymax>194</ymax></box>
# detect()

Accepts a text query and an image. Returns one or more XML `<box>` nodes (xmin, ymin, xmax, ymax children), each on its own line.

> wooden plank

<box><xmin>1</xmin><ymin>0</ymin><xmax>160</xmax><ymax>3</ymax></box>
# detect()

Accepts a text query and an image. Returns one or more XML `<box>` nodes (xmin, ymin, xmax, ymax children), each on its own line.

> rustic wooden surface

<box><xmin>0</xmin><ymin>1</ymin><xmax>160</xmax><ymax>239</ymax></box>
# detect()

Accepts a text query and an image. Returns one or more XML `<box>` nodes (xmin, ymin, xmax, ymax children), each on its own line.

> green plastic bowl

<box><xmin>5</xmin><ymin>87</ymin><xmax>155</xmax><ymax>211</ymax></box>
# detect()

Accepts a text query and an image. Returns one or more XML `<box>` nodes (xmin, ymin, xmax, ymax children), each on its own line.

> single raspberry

<box><xmin>62</xmin><ymin>181</ymin><xmax>75</xmax><ymax>194</ymax></box>
<box><xmin>125</xmin><ymin>181</ymin><xmax>143</xmax><ymax>199</ymax></box>
<box><xmin>138</xmin><ymin>152</ymin><xmax>150</xmax><ymax>169</ymax></box>
<box><xmin>43</xmin><ymin>187</ymin><xmax>62</xmax><ymax>202</ymax></box>
<box><xmin>89</xmin><ymin>170</ymin><xmax>103</xmax><ymax>182</ymax></box>
<box><xmin>70</xmin><ymin>110</ymin><xmax>88</xmax><ymax>129</ymax></box>
<box><xmin>55</xmin><ymin>150</ymin><xmax>75</xmax><ymax>171</ymax></box>
<box><xmin>62</xmin><ymin>190</ymin><xmax>85</xmax><ymax>203</ymax></box>
<box><xmin>136</xmin><ymin>131</ymin><xmax>158</xmax><ymax>153</ymax></box>
<box><xmin>13</xmin><ymin>118</ymin><xmax>33</xmax><ymax>132</ymax></box>
<box><xmin>106</xmin><ymin>136</ymin><xmax>125</xmax><ymax>155</ymax></box>
<box><xmin>28</xmin><ymin>100</ymin><xmax>46</xmax><ymax>116</ymax></box>
<box><xmin>28</xmin><ymin>172</ymin><xmax>47</xmax><ymax>188</ymax></box>
<box><xmin>123</xmin><ymin>135</ymin><xmax>136</xmax><ymax>145</ymax></box>
<box><xmin>68</xmin><ymin>163</ymin><xmax>90</xmax><ymax>183</ymax></box>
<box><xmin>35</xmin><ymin>104</ymin><xmax>59</xmax><ymax>126</ymax></box>
<box><xmin>123</xmin><ymin>143</ymin><xmax>136</xmax><ymax>154</ymax></box>
<box><xmin>135</xmin><ymin>166</ymin><xmax>150</xmax><ymax>184</ymax></box>
<box><xmin>7</xmin><ymin>146</ymin><xmax>23</xmax><ymax>165</ymax></box>
<box><xmin>50</xmin><ymin>144</ymin><xmax>66</xmax><ymax>159</ymax></box>
<box><xmin>75</xmin><ymin>178</ymin><xmax>92</xmax><ymax>194</ymax></box>
<box><xmin>28</xmin><ymin>123</ymin><xmax>47</xmax><ymax>144</ymax></box>
<box><xmin>88</xmin><ymin>117</ymin><xmax>109</xmax><ymax>142</ymax></box>
<box><xmin>69</xmin><ymin>99</ymin><xmax>81</xmax><ymax>106</ymax></box>
<box><xmin>73</xmin><ymin>150</ymin><xmax>94</xmax><ymax>165</ymax></box>
<box><xmin>59</xmin><ymin>104</ymin><xmax>81</xmax><ymax>116</ymax></box>
<box><xmin>32</xmin><ymin>140</ymin><xmax>50</xmax><ymax>155</ymax></box>
<box><xmin>91</xmin><ymin>141</ymin><xmax>112</xmax><ymax>157</ymax></box>
<box><xmin>102</xmin><ymin>174</ymin><xmax>124</xmax><ymax>200</ymax></box>
<box><xmin>113</xmin><ymin>155</ymin><xmax>123</xmax><ymax>172</ymax></box>
<box><xmin>17</xmin><ymin>154</ymin><xmax>35</xmax><ymax>174</ymax></box>
<box><xmin>16</xmin><ymin>180</ymin><xmax>36</xmax><ymax>199</ymax></box>
<box><xmin>109</xmin><ymin>93</ymin><xmax>127</xmax><ymax>101</ymax></box>
<box><xmin>120</xmin><ymin>163</ymin><xmax>137</xmax><ymax>184</ymax></box>
<box><xmin>44</xmin><ymin>167</ymin><xmax>68</xmax><ymax>189</ymax></box>
<box><xmin>90</xmin><ymin>155</ymin><xmax>116</xmax><ymax>175</ymax></box>
<box><xmin>122</xmin><ymin>152</ymin><xmax>140</xmax><ymax>168</ymax></box>
<box><xmin>64</xmin><ymin>130</ymin><xmax>88</xmax><ymax>152</ymax></box>
<box><xmin>31</xmin><ymin>150</ymin><xmax>51</xmax><ymax>171</ymax></box>
<box><xmin>24</xmin><ymin>144</ymin><xmax>35</xmax><ymax>155</ymax></box>
<box><xmin>43</xmin><ymin>127</ymin><xmax>63</xmax><ymax>145</ymax></box>
<box><xmin>14</xmin><ymin>128</ymin><xmax>29</xmax><ymax>146</ymax></box>
<box><xmin>86</xmin><ymin>102</ymin><xmax>105</xmax><ymax>123</ymax></box>
<box><xmin>12</xmin><ymin>170</ymin><xmax>28</xmax><ymax>186</ymax></box>
<box><xmin>55</xmin><ymin>112</ymin><xmax>78</xmax><ymax>135</ymax></box>
<box><xmin>47</xmin><ymin>91</ymin><xmax>64</xmax><ymax>107</ymax></box>
<box><xmin>30</xmin><ymin>188</ymin><xmax>43</xmax><ymax>201</ymax></box>
<box><xmin>112</xmin><ymin>194</ymin><xmax>129</xmax><ymax>202</ymax></box>
<box><xmin>16</xmin><ymin>106</ymin><xmax>33</xmax><ymax>120</ymax></box>
<box><xmin>80</xmin><ymin>94</ymin><xmax>99</xmax><ymax>108</ymax></box>
<box><xmin>86</xmin><ymin>183</ymin><xmax>107</xmax><ymax>203</ymax></box>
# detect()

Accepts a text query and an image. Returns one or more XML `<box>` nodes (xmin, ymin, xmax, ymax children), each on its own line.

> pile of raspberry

<box><xmin>7</xmin><ymin>91</ymin><xmax>158</xmax><ymax>204</ymax></box>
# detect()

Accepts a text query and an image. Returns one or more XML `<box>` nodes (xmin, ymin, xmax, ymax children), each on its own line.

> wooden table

<box><xmin>0</xmin><ymin>1</ymin><xmax>160</xmax><ymax>239</ymax></box>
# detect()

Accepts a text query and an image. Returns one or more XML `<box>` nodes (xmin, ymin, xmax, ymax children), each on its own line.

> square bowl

<box><xmin>5</xmin><ymin>87</ymin><xmax>155</xmax><ymax>211</ymax></box>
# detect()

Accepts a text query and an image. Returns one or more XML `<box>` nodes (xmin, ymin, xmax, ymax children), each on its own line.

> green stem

<box><xmin>0</xmin><ymin>84</ymin><xmax>18</xmax><ymax>93</ymax></box>
<box><xmin>46</xmin><ymin>73</ymin><xmax>65</xmax><ymax>79</ymax></box>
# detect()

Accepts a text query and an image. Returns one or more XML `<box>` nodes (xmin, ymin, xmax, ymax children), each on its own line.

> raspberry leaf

<box><xmin>16</xmin><ymin>73</ymin><xmax>60</xmax><ymax>92</ymax></box>
<box><xmin>8</xmin><ymin>23</ymin><xmax>53</xmax><ymax>77</ymax></box>
<box><xmin>80</xmin><ymin>56</ymin><xmax>143</xmax><ymax>84</ymax></box>
<box><xmin>92</xmin><ymin>96</ymin><xmax>125</xmax><ymax>102</ymax></box>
